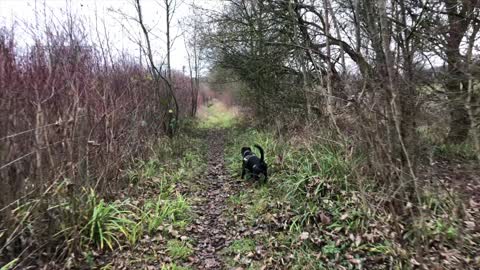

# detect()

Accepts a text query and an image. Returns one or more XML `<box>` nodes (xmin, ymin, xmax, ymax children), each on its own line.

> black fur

<box><xmin>241</xmin><ymin>144</ymin><xmax>268</xmax><ymax>183</ymax></box>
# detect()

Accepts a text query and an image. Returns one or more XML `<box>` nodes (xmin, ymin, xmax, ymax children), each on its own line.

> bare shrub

<box><xmin>0</xmin><ymin>18</ymin><xmax>196</xmax><ymax>265</ymax></box>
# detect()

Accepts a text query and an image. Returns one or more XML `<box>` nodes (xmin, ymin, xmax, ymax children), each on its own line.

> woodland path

<box><xmin>185</xmin><ymin>129</ymin><xmax>257</xmax><ymax>269</ymax></box>
<box><xmin>95</xmin><ymin>128</ymin><xmax>261</xmax><ymax>269</ymax></box>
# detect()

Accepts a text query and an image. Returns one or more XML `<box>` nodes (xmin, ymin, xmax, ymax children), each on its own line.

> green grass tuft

<box><xmin>142</xmin><ymin>194</ymin><xmax>191</xmax><ymax>234</ymax></box>
<box><xmin>225</xmin><ymin>238</ymin><xmax>256</xmax><ymax>255</ymax></box>
<box><xmin>166</xmin><ymin>240</ymin><xmax>193</xmax><ymax>260</ymax></box>
<box><xmin>81</xmin><ymin>190</ymin><xmax>136</xmax><ymax>250</ymax></box>
<box><xmin>433</xmin><ymin>142</ymin><xmax>477</xmax><ymax>160</ymax></box>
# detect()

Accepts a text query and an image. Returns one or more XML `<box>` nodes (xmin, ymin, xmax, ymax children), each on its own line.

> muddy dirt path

<box><xmin>187</xmin><ymin>130</ymin><xmax>246</xmax><ymax>269</ymax></box>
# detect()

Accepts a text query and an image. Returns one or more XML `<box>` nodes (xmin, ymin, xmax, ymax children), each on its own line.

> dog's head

<box><xmin>241</xmin><ymin>146</ymin><xmax>252</xmax><ymax>157</ymax></box>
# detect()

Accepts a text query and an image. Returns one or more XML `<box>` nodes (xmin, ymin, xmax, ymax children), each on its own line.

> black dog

<box><xmin>241</xmin><ymin>144</ymin><xmax>268</xmax><ymax>182</ymax></box>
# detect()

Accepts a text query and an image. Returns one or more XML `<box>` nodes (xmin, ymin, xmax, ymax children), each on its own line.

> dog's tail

<box><xmin>254</xmin><ymin>144</ymin><xmax>264</xmax><ymax>162</ymax></box>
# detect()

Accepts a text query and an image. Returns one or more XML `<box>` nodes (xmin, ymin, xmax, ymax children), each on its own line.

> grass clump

<box><xmin>126</xmin><ymin>131</ymin><xmax>206</xmax><ymax>186</ymax></box>
<box><xmin>142</xmin><ymin>194</ymin><xmax>191</xmax><ymax>234</ymax></box>
<box><xmin>80</xmin><ymin>190</ymin><xmax>136</xmax><ymax>250</ymax></box>
<box><xmin>166</xmin><ymin>240</ymin><xmax>193</xmax><ymax>260</ymax></box>
<box><xmin>225</xmin><ymin>238</ymin><xmax>256</xmax><ymax>255</ymax></box>
<box><xmin>418</xmin><ymin>125</ymin><xmax>478</xmax><ymax>160</ymax></box>
<box><xmin>222</xmin><ymin>238</ymin><xmax>258</xmax><ymax>268</ymax></box>
<box><xmin>433</xmin><ymin>142</ymin><xmax>477</xmax><ymax>160</ymax></box>
<box><xmin>227</xmin><ymin>191</ymin><xmax>248</xmax><ymax>206</ymax></box>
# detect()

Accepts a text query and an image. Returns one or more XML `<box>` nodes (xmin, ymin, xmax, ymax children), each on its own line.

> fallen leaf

<box><xmin>300</xmin><ymin>232</ymin><xmax>310</xmax><ymax>240</ymax></box>
<box><xmin>406</xmin><ymin>202</ymin><xmax>413</xmax><ymax>209</ymax></box>
<box><xmin>346</xmin><ymin>254</ymin><xmax>362</xmax><ymax>265</ymax></box>
<box><xmin>319</xmin><ymin>212</ymin><xmax>331</xmax><ymax>225</ymax></box>
<box><xmin>465</xmin><ymin>221</ymin><xmax>475</xmax><ymax>230</ymax></box>
<box><xmin>410</xmin><ymin>258</ymin><xmax>420</xmax><ymax>266</ymax></box>
<box><xmin>355</xmin><ymin>235</ymin><xmax>362</xmax><ymax>246</ymax></box>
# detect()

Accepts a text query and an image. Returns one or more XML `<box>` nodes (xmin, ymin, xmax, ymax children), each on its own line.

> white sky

<box><xmin>0</xmin><ymin>0</ymin><xmax>221</xmax><ymax>70</ymax></box>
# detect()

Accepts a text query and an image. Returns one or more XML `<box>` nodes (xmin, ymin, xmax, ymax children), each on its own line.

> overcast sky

<box><xmin>0</xmin><ymin>0</ymin><xmax>221</xmax><ymax>70</ymax></box>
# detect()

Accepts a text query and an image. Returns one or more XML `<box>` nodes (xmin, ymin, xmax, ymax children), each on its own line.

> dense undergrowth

<box><xmin>0</xmin><ymin>122</ymin><xmax>206</xmax><ymax>269</ymax></box>
<box><xmin>2</xmin><ymin>101</ymin><xmax>478</xmax><ymax>269</ymax></box>
<box><xmin>224</xmin><ymin>124</ymin><xmax>479</xmax><ymax>269</ymax></box>
<box><xmin>0</xmin><ymin>19</ymin><xmax>209</xmax><ymax>269</ymax></box>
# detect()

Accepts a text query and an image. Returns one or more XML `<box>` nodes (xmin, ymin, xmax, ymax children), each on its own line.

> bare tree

<box><xmin>182</xmin><ymin>6</ymin><xmax>202</xmax><ymax>117</ymax></box>
<box><xmin>466</xmin><ymin>12</ymin><xmax>480</xmax><ymax>161</ymax></box>
<box><xmin>133</xmin><ymin>0</ymin><xmax>179</xmax><ymax>137</ymax></box>
<box><xmin>440</xmin><ymin>0</ymin><xmax>479</xmax><ymax>144</ymax></box>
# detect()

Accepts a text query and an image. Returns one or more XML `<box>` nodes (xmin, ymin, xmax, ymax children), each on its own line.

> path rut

<box><xmin>188</xmin><ymin>130</ymin><xmax>245</xmax><ymax>269</ymax></box>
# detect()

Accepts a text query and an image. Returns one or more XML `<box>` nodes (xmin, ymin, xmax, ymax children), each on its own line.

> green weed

<box><xmin>166</xmin><ymin>240</ymin><xmax>193</xmax><ymax>260</ymax></box>
<box><xmin>142</xmin><ymin>194</ymin><xmax>191</xmax><ymax>234</ymax></box>
<box><xmin>433</xmin><ymin>142</ymin><xmax>477</xmax><ymax>160</ymax></box>
<box><xmin>405</xmin><ymin>217</ymin><xmax>460</xmax><ymax>243</ymax></box>
<box><xmin>289</xmin><ymin>250</ymin><xmax>326</xmax><ymax>270</ymax></box>
<box><xmin>161</xmin><ymin>263</ymin><xmax>191</xmax><ymax>270</ymax></box>
<box><xmin>225</xmin><ymin>238</ymin><xmax>256</xmax><ymax>255</ymax></box>
<box><xmin>227</xmin><ymin>191</ymin><xmax>248</xmax><ymax>206</ymax></box>
<box><xmin>322</xmin><ymin>241</ymin><xmax>342</xmax><ymax>256</ymax></box>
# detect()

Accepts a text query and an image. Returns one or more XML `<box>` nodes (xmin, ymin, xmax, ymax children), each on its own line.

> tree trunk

<box><xmin>166</xmin><ymin>0</ymin><xmax>172</xmax><ymax>82</ymax></box>
<box><xmin>398</xmin><ymin>0</ymin><xmax>418</xmax><ymax>169</ymax></box>
<box><xmin>466</xmin><ymin>15</ymin><xmax>480</xmax><ymax>162</ymax></box>
<box><xmin>446</xmin><ymin>80</ymin><xmax>471</xmax><ymax>144</ymax></box>
<box><xmin>444</xmin><ymin>0</ymin><xmax>473</xmax><ymax>144</ymax></box>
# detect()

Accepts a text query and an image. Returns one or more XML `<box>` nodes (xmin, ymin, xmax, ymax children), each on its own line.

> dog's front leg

<box><xmin>241</xmin><ymin>162</ymin><xmax>246</xmax><ymax>179</ymax></box>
